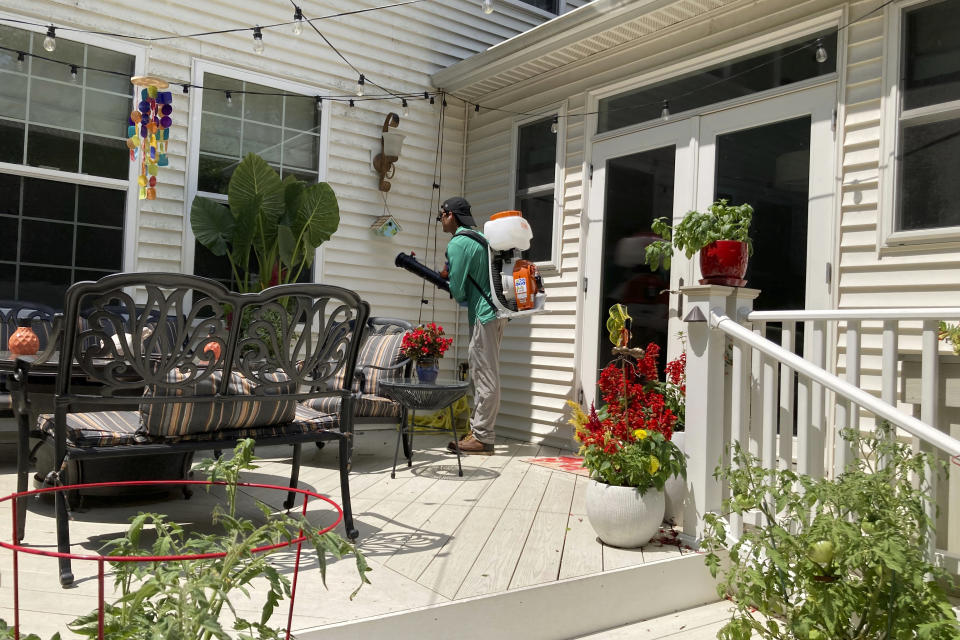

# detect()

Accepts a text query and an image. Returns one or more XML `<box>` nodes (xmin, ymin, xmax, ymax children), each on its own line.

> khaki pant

<box><xmin>468</xmin><ymin>318</ymin><xmax>506</xmax><ymax>444</ymax></box>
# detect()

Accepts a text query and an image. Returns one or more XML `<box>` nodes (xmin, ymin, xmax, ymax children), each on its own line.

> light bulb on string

<box><xmin>16</xmin><ymin>51</ymin><xmax>24</xmax><ymax>69</ymax></box>
<box><xmin>225</xmin><ymin>91</ymin><xmax>233</xmax><ymax>106</ymax></box>
<box><xmin>660</xmin><ymin>99</ymin><xmax>670</xmax><ymax>121</ymax></box>
<box><xmin>252</xmin><ymin>26</ymin><xmax>264</xmax><ymax>55</ymax></box>
<box><xmin>402</xmin><ymin>99</ymin><xmax>409</xmax><ymax>117</ymax></box>
<box><xmin>482</xmin><ymin>0</ymin><xmax>494</xmax><ymax>14</ymax></box>
<box><xmin>293</xmin><ymin>6</ymin><xmax>304</xmax><ymax>35</ymax></box>
<box><xmin>550</xmin><ymin>115</ymin><xmax>559</xmax><ymax>134</ymax></box>
<box><xmin>814</xmin><ymin>38</ymin><xmax>828</xmax><ymax>63</ymax></box>
<box><xmin>474</xmin><ymin>103</ymin><xmax>480</xmax><ymax>114</ymax></box>
<box><xmin>349</xmin><ymin>99</ymin><xmax>355</xmax><ymax>107</ymax></box>
<box><xmin>182</xmin><ymin>84</ymin><xmax>189</xmax><ymax>94</ymax></box>
<box><xmin>43</xmin><ymin>26</ymin><xmax>56</xmax><ymax>52</ymax></box>
<box><xmin>356</xmin><ymin>74</ymin><xmax>365</xmax><ymax>97</ymax></box>
<box><xmin>70</xmin><ymin>64</ymin><xmax>78</xmax><ymax>82</ymax></box>
<box><xmin>315</xmin><ymin>95</ymin><xmax>323</xmax><ymax>112</ymax></box>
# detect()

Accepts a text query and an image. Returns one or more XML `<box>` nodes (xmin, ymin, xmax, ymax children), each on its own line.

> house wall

<box><xmin>0</xmin><ymin>0</ymin><xmax>557</xmax><ymax>379</ymax></box>
<box><xmin>455</xmin><ymin>0</ymin><xmax>960</xmax><ymax>445</ymax></box>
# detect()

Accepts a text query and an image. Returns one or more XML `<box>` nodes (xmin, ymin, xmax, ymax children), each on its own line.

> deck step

<box><xmin>297</xmin><ymin>553</ymin><xmax>720</xmax><ymax>640</ymax></box>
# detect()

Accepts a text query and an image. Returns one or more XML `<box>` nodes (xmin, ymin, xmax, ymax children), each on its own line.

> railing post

<box><xmin>681</xmin><ymin>284</ymin><xmax>734</xmax><ymax>539</ymax></box>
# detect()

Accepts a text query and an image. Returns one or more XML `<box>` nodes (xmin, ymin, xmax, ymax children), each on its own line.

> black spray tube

<box><xmin>395</xmin><ymin>252</ymin><xmax>450</xmax><ymax>292</ymax></box>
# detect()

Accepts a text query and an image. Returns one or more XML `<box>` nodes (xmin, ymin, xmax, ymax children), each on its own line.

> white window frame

<box><xmin>499</xmin><ymin>0</ymin><xmax>561</xmax><ymax>18</ymax></box>
<box><xmin>0</xmin><ymin>12</ymin><xmax>145</xmax><ymax>277</ymax></box>
<box><xmin>183</xmin><ymin>59</ymin><xmax>332</xmax><ymax>277</ymax></box>
<box><xmin>879</xmin><ymin>0</ymin><xmax>960</xmax><ymax>247</ymax></box>
<box><xmin>508</xmin><ymin>101</ymin><xmax>566</xmax><ymax>274</ymax></box>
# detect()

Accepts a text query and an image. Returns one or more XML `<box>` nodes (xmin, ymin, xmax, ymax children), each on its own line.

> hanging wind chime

<box><xmin>128</xmin><ymin>76</ymin><xmax>173</xmax><ymax>200</ymax></box>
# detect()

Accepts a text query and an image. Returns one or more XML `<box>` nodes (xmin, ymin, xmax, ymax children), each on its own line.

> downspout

<box><xmin>454</xmin><ymin>94</ymin><xmax>469</xmax><ymax>369</ymax></box>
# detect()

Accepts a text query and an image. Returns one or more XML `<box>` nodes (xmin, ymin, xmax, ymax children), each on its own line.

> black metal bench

<box><xmin>12</xmin><ymin>273</ymin><xmax>369</xmax><ymax>586</ymax></box>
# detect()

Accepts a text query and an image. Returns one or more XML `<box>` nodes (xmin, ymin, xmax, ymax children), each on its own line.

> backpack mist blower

<box><xmin>395</xmin><ymin>210</ymin><xmax>547</xmax><ymax>319</ymax></box>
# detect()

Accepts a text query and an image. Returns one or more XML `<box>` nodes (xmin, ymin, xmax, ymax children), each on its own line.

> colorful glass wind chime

<box><xmin>128</xmin><ymin>76</ymin><xmax>173</xmax><ymax>200</ymax></box>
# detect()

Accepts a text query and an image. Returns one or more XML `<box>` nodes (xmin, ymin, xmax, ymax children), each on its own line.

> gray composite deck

<box><xmin>0</xmin><ymin>432</ymin><xmax>691</xmax><ymax>637</ymax></box>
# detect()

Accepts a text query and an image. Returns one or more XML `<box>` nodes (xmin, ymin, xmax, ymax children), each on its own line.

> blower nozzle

<box><xmin>395</xmin><ymin>252</ymin><xmax>450</xmax><ymax>292</ymax></box>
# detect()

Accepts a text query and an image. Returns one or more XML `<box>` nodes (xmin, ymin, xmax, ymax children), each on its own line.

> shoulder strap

<box><xmin>456</xmin><ymin>229</ymin><xmax>489</xmax><ymax>248</ymax></box>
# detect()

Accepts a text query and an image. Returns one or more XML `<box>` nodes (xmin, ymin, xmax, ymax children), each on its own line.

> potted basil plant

<box><xmin>644</xmin><ymin>199</ymin><xmax>753</xmax><ymax>286</ymax></box>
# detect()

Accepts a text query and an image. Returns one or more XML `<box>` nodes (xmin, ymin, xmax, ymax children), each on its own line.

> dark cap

<box><xmin>441</xmin><ymin>196</ymin><xmax>477</xmax><ymax>227</ymax></box>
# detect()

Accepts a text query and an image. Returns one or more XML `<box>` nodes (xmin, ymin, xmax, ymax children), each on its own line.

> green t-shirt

<box><xmin>446</xmin><ymin>228</ymin><xmax>497</xmax><ymax>327</ymax></box>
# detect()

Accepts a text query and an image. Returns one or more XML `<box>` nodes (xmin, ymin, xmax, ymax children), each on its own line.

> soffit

<box><xmin>433</xmin><ymin>0</ymin><xmax>740</xmax><ymax>101</ymax></box>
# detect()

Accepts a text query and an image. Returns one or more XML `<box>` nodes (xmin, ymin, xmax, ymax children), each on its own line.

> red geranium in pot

<box><xmin>644</xmin><ymin>199</ymin><xmax>753</xmax><ymax>287</ymax></box>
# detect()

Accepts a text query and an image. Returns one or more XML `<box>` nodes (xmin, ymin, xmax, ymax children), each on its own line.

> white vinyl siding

<box><xmin>0</xmin><ymin>0</ymin><xmax>551</xmax><ymax>377</ymax></box>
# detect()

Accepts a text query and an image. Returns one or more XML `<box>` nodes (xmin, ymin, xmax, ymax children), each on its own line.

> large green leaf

<box><xmin>228</xmin><ymin>154</ymin><xmax>284</xmax><ymax>260</ymax></box>
<box><xmin>282</xmin><ymin>175</ymin><xmax>305</xmax><ymax>225</ymax></box>
<box><xmin>277</xmin><ymin>224</ymin><xmax>298</xmax><ymax>270</ymax></box>
<box><xmin>190</xmin><ymin>197</ymin><xmax>234</xmax><ymax>257</ymax></box>
<box><xmin>295</xmin><ymin>181</ymin><xmax>339</xmax><ymax>248</ymax></box>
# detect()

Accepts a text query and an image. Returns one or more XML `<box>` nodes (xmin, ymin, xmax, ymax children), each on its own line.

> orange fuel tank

<box><xmin>512</xmin><ymin>260</ymin><xmax>538</xmax><ymax>311</ymax></box>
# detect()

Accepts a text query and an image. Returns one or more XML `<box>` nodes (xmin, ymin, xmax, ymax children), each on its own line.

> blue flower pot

<box><xmin>416</xmin><ymin>360</ymin><xmax>439</xmax><ymax>384</ymax></box>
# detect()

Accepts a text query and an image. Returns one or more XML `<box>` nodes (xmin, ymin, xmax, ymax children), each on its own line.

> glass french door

<box><xmin>582</xmin><ymin>84</ymin><xmax>836</xmax><ymax>403</ymax></box>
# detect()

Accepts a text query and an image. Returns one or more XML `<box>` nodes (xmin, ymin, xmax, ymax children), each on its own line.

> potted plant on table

<box><xmin>567</xmin><ymin>305</ymin><xmax>686</xmax><ymax>548</ymax></box>
<box><xmin>400</xmin><ymin>323</ymin><xmax>453</xmax><ymax>384</ymax></box>
<box><xmin>644</xmin><ymin>199</ymin><xmax>753</xmax><ymax>286</ymax></box>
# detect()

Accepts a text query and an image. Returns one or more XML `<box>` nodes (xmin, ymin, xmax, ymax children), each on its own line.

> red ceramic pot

<box><xmin>699</xmin><ymin>240</ymin><xmax>748</xmax><ymax>287</ymax></box>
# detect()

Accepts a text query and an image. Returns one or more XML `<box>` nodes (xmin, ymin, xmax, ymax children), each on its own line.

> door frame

<box><xmin>581</xmin><ymin>119</ymin><xmax>698</xmax><ymax>405</ymax></box>
<box><xmin>579</xmin><ymin>83</ymin><xmax>838</xmax><ymax>404</ymax></box>
<box><xmin>695</xmin><ymin>83</ymin><xmax>838</xmax><ymax>313</ymax></box>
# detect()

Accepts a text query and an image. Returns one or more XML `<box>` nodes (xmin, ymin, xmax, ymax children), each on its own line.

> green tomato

<box><xmin>733</xmin><ymin>494</ymin><xmax>752</xmax><ymax>511</ymax></box>
<box><xmin>807</xmin><ymin>540</ymin><xmax>835</xmax><ymax>565</ymax></box>
<box><xmin>860</xmin><ymin>519</ymin><xmax>878</xmax><ymax>535</ymax></box>
<box><xmin>808</xmin><ymin>630</ymin><xmax>823</xmax><ymax>640</ymax></box>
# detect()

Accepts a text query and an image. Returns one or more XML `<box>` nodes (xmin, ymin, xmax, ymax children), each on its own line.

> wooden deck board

<box><xmin>0</xmin><ymin>435</ymin><xmax>697</xmax><ymax>635</ymax></box>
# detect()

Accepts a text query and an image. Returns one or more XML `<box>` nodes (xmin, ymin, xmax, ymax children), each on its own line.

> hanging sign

<box><xmin>128</xmin><ymin>76</ymin><xmax>173</xmax><ymax>200</ymax></box>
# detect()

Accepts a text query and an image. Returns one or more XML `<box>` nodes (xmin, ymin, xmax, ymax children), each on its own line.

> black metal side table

<box><xmin>379</xmin><ymin>377</ymin><xmax>470</xmax><ymax>478</ymax></box>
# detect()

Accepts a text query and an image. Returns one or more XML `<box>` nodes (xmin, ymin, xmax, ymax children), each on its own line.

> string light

<box><xmin>356</xmin><ymin>74</ymin><xmax>365</xmax><ymax>97</ymax></box>
<box><xmin>70</xmin><ymin>64</ymin><xmax>78</xmax><ymax>82</ymax></box>
<box><xmin>315</xmin><ymin>95</ymin><xmax>323</xmax><ymax>111</ymax></box>
<box><xmin>43</xmin><ymin>25</ymin><xmax>56</xmax><ymax>52</ymax></box>
<box><xmin>429</xmin><ymin>95</ymin><xmax>435</xmax><ymax>105</ymax></box>
<box><xmin>225</xmin><ymin>90</ymin><xmax>233</xmax><ymax>106</ymax></box>
<box><xmin>292</xmin><ymin>6</ymin><xmax>304</xmax><ymax>35</ymax></box>
<box><xmin>16</xmin><ymin>51</ymin><xmax>24</xmax><ymax>68</ymax></box>
<box><xmin>482</xmin><ymin>0</ymin><xmax>494</xmax><ymax>14</ymax></box>
<box><xmin>814</xmin><ymin>38</ymin><xmax>828</xmax><ymax>63</ymax></box>
<box><xmin>441</xmin><ymin>96</ymin><xmax>447</xmax><ymax>108</ymax></box>
<box><xmin>252</xmin><ymin>26</ymin><xmax>264</xmax><ymax>55</ymax></box>
<box><xmin>182</xmin><ymin>84</ymin><xmax>189</xmax><ymax>94</ymax></box>
<box><xmin>660</xmin><ymin>99</ymin><xmax>670</xmax><ymax>121</ymax></box>
<box><xmin>402</xmin><ymin>98</ymin><xmax>409</xmax><ymax>117</ymax></box>
<box><xmin>550</xmin><ymin>115</ymin><xmax>558</xmax><ymax>134</ymax></box>
<box><xmin>349</xmin><ymin>99</ymin><xmax>355</xmax><ymax>107</ymax></box>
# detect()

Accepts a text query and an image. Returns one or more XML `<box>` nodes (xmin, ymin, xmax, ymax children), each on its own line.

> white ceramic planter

<box><xmin>585</xmin><ymin>479</ymin><xmax>665</xmax><ymax>548</ymax></box>
<box><xmin>663</xmin><ymin>431</ymin><xmax>688</xmax><ymax>527</ymax></box>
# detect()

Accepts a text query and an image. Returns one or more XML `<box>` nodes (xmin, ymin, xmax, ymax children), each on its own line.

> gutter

<box><xmin>432</xmin><ymin>0</ymin><xmax>674</xmax><ymax>92</ymax></box>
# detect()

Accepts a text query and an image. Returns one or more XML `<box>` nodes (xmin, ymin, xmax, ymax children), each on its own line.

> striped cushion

<box><xmin>171</xmin><ymin>404</ymin><xmax>339</xmax><ymax>442</ymax></box>
<box><xmin>302</xmin><ymin>393</ymin><xmax>400</xmax><ymax>418</ymax></box>
<box><xmin>140</xmin><ymin>369</ymin><xmax>297</xmax><ymax>438</ymax></box>
<box><xmin>39</xmin><ymin>411</ymin><xmax>149</xmax><ymax>447</ymax></box>
<box><xmin>39</xmin><ymin>404</ymin><xmax>338</xmax><ymax>448</ymax></box>
<box><xmin>356</xmin><ymin>332</ymin><xmax>407</xmax><ymax>395</ymax></box>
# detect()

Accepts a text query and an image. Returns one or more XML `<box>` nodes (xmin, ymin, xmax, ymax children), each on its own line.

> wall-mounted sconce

<box><xmin>372</xmin><ymin>112</ymin><xmax>405</xmax><ymax>192</ymax></box>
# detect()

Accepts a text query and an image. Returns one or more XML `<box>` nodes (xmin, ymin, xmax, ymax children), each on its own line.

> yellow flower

<box><xmin>633</xmin><ymin>429</ymin><xmax>648</xmax><ymax>440</ymax></box>
<box><xmin>648</xmin><ymin>456</ymin><xmax>660</xmax><ymax>474</ymax></box>
<box><xmin>566</xmin><ymin>399</ymin><xmax>588</xmax><ymax>430</ymax></box>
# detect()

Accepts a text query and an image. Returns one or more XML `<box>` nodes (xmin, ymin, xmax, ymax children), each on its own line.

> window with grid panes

<box><xmin>514</xmin><ymin>116</ymin><xmax>558</xmax><ymax>264</ymax></box>
<box><xmin>519</xmin><ymin>0</ymin><xmax>559</xmax><ymax>12</ymax></box>
<box><xmin>893</xmin><ymin>0</ymin><xmax>960</xmax><ymax>231</ymax></box>
<box><xmin>193</xmin><ymin>73</ymin><xmax>318</xmax><ymax>286</ymax></box>
<box><xmin>0</xmin><ymin>24</ymin><xmax>134</xmax><ymax>308</ymax></box>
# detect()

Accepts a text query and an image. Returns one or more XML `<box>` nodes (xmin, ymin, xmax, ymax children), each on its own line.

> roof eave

<box><xmin>432</xmin><ymin>0</ymin><xmax>669</xmax><ymax>92</ymax></box>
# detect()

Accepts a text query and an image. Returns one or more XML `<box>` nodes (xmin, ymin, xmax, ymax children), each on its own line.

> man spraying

<box><xmin>438</xmin><ymin>197</ymin><xmax>506</xmax><ymax>455</ymax></box>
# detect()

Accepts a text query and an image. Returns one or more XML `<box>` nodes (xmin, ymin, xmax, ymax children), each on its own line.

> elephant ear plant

<box><xmin>702</xmin><ymin>423</ymin><xmax>959</xmax><ymax>640</ymax></box>
<box><xmin>644</xmin><ymin>199</ymin><xmax>753</xmax><ymax>271</ymax></box>
<box><xmin>191</xmin><ymin>153</ymin><xmax>339</xmax><ymax>292</ymax></box>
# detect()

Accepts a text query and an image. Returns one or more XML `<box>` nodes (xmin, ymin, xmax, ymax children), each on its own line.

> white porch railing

<box><xmin>680</xmin><ymin>285</ymin><xmax>960</xmax><ymax>569</ymax></box>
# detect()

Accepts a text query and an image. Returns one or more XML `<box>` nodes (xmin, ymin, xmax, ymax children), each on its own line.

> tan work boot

<box><xmin>447</xmin><ymin>434</ymin><xmax>494</xmax><ymax>455</ymax></box>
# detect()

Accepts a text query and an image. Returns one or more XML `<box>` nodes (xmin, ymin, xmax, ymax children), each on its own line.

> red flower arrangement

<box><xmin>569</xmin><ymin>342</ymin><xmax>686</xmax><ymax>491</ymax></box>
<box><xmin>400</xmin><ymin>322</ymin><xmax>453</xmax><ymax>363</ymax></box>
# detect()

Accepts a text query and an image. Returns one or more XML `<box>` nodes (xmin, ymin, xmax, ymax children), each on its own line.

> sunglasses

<box><xmin>436</xmin><ymin>209</ymin><xmax>450</xmax><ymax>222</ymax></box>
